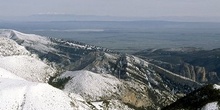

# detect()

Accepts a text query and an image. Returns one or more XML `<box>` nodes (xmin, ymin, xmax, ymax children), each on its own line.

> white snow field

<box><xmin>0</xmin><ymin>67</ymin><xmax>25</xmax><ymax>80</ymax></box>
<box><xmin>213</xmin><ymin>84</ymin><xmax>220</xmax><ymax>90</ymax></box>
<box><xmin>0</xmin><ymin>55</ymin><xmax>56</xmax><ymax>82</ymax></box>
<box><xmin>201</xmin><ymin>102</ymin><xmax>219</xmax><ymax>110</ymax></box>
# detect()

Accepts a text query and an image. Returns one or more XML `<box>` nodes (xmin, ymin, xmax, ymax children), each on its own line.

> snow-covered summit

<box><xmin>0</xmin><ymin>29</ymin><xmax>56</xmax><ymax>53</ymax></box>
<box><xmin>58</xmin><ymin>70</ymin><xmax>121</xmax><ymax>101</ymax></box>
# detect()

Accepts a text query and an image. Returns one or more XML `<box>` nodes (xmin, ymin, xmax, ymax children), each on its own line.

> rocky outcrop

<box><xmin>178</xmin><ymin>63</ymin><xmax>220</xmax><ymax>83</ymax></box>
<box><xmin>195</xmin><ymin>66</ymin><xmax>207</xmax><ymax>83</ymax></box>
<box><xmin>150</xmin><ymin>60</ymin><xmax>219</xmax><ymax>83</ymax></box>
<box><xmin>179</xmin><ymin>63</ymin><xmax>207</xmax><ymax>83</ymax></box>
<box><xmin>148</xmin><ymin>63</ymin><xmax>201</xmax><ymax>89</ymax></box>
<box><xmin>180</xmin><ymin>63</ymin><xmax>196</xmax><ymax>81</ymax></box>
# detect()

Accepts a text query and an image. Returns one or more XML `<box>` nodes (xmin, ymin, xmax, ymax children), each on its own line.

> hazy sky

<box><xmin>1</xmin><ymin>0</ymin><xmax>220</xmax><ymax>17</ymax></box>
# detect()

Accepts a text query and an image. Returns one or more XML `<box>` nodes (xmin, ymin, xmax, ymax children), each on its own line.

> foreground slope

<box><xmin>0</xmin><ymin>79</ymin><xmax>73</xmax><ymax>110</ymax></box>
<box><xmin>0</xmin><ymin>67</ymin><xmax>91</xmax><ymax>110</ymax></box>
<box><xmin>163</xmin><ymin>84</ymin><xmax>220</xmax><ymax>110</ymax></box>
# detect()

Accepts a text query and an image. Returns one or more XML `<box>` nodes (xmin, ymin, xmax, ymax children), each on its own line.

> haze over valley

<box><xmin>1</xmin><ymin>20</ymin><xmax>220</xmax><ymax>53</ymax></box>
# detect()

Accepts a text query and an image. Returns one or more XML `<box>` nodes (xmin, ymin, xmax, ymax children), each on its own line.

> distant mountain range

<box><xmin>1</xmin><ymin>14</ymin><xmax>220</xmax><ymax>22</ymax></box>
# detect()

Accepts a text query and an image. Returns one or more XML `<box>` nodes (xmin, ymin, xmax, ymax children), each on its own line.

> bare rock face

<box><xmin>179</xmin><ymin>63</ymin><xmax>207</xmax><ymax>83</ymax></box>
<box><xmin>151</xmin><ymin>61</ymin><xmax>220</xmax><ymax>84</ymax></box>
<box><xmin>180</xmin><ymin>63</ymin><xmax>196</xmax><ymax>81</ymax></box>
<box><xmin>154</xmin><ymin>61</ymin><xmax>220</xmax><ymax>84</ymax></box>
<box><xmin>179</xmin><ymin>64</ymin><xmax>220</xmax><ymax>84</ymax></box>
<box><xmin>195</xmin><ymin>66</ymin><xmax>207</xmax><ymax>83</ymax></box>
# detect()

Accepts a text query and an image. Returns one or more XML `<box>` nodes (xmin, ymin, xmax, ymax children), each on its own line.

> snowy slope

<box><xmin>0</xmin><ymin>65</ymin><xmax>91</xmax><ymax>110</ymax></box>
<box><xmin>213</xmin><ymin>84</ymin><xmax>220</xmax><ymax>90</ymax></box>
<box><xmin>58</xmin><ymin>70</ymin><xmax>121</xmax><ymax>101</ymax></box>
<box><xmin>201</xmin><ymin>102</ymin><xmax>219</xmax><ymax>110</ymax></box>
<box><xmin>0</xmin><ymin>55</ymin><xmax>56</xmax><ymax>82</ymax></box>
<box><xmin>0</xmin><ymin>30</ymin><xmax>57</xmax><ymax>82</ymax></box>
<box><xmin>0</xmin><ymin>79</ymin><xmax>73</xmax><ymax>110</ymax></box>
<box><xmin>0</xmin><ymin>67</ymin><xmax>24</xmax><ymax>80</ymax></box>
<box><xmin>0</xmin><ymin>37</ymin><xmax>30</xmax><ymax>56</ymax></box>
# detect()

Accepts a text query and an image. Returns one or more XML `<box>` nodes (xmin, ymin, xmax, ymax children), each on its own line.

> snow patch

<box><xmin>213</xmin><ymin>84</ymin><xmax>220</xmax><ymax>90</ymax></box>
<box><xmin>104</xmin><ymin>53</ymin><xmax>117</xmax><ymax>60</ymax></box>
<box><xmin>201</xmin><ymin>102</ymin><xmax>219</xmax><ymax>110</ymax></box>
<box><xmin>91</xmin><ymin>102</ymin><xmax>104</xmax><ymax>110</ymax></box>
<box><xmin>126</xmin><ymin>55</ymin><xmax>149</xmax><ymax>67</ymax></box>
<box><xmin>65</xmin><ymin>42</ymin><xmax>86</xmax><ymax>49</ymax></box>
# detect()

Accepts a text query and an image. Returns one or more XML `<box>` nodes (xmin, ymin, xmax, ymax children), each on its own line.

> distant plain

<box><xmin>1</xmin><ymin>21</ymin><xmax>220</xmax><ymax>53</ymax></box>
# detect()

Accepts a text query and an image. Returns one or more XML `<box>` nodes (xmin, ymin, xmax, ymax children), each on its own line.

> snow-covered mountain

<box><xmin>0</xmin><ymin>29</ymin><xmax>217</xmax><ymax>110</ymax></box>
<box><xmin>57</xmin><ymin>70</ymin><xmax>121</xmax><ymax>101</ymax></box>
<box><xmin>0</xmin><ymin>29</ymin><xmax>135</xmax><ymax>109</ymax></box>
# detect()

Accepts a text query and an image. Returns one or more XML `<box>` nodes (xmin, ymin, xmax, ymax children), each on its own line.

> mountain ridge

<box><xmin>1</xmin><ymin>29</ymin><xmax>218</xmax><ymax>110</ymax></box>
